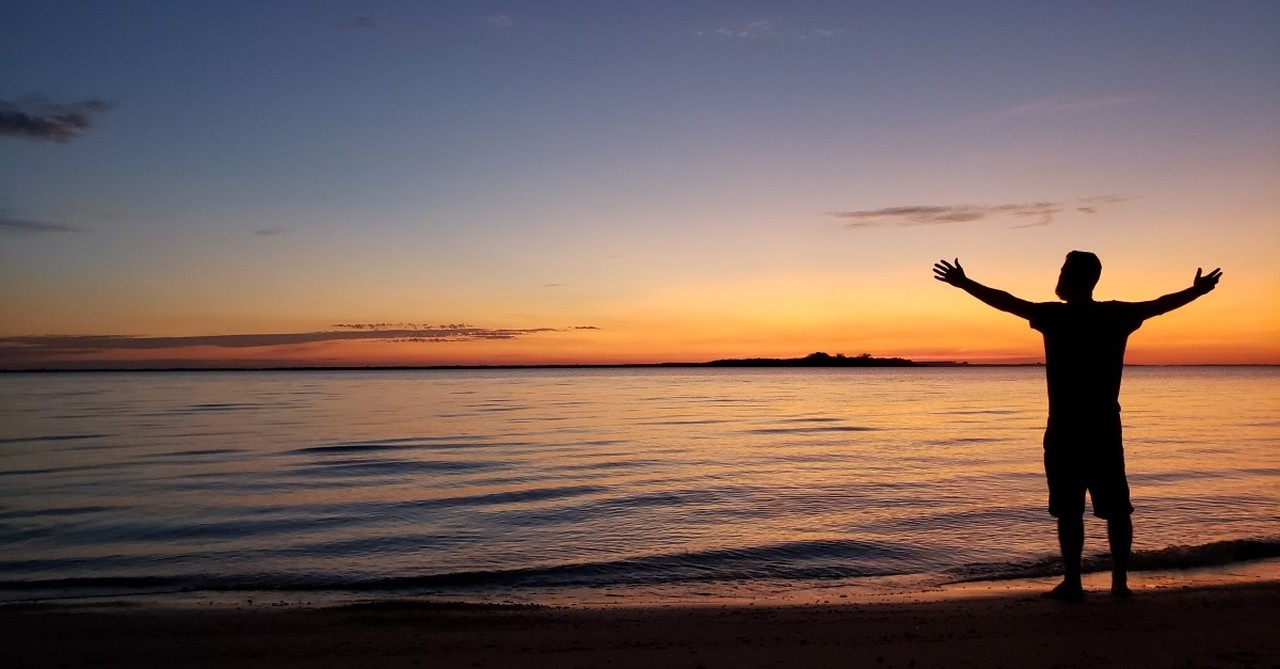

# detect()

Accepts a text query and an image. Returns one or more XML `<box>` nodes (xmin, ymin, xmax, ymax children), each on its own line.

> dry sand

<box><xmin>4</xmin><ymin>576</ymin><xmax>1278</xmax><ymax>668</ymax></box>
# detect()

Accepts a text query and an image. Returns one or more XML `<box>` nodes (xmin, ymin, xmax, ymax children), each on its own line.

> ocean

<box><xmin>1</xmin><ymin>366</ymin><xmax>1277</xmax><ymax>604</ymax></box>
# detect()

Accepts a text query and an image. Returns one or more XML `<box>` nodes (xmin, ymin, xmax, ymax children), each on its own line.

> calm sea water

<box><xmin>1</xmin><ymin>367</ymin><xmax>1277</xmax><ymax>603</ymax></box>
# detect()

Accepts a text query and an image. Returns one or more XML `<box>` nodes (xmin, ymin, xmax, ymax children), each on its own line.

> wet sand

<box><xmin>5</xmin><ymin>574</ymin><xmax>1278</xmax><ymax>668</ymax></box>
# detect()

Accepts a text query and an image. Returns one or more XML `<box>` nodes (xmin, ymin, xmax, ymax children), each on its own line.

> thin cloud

<box><xmin>713</xmin><ymin>19</ymin><xmax>776</xmax><ymax>39</ymax></box>
<box><xmin>332</xmin><ymin>322</ymin><xmax>476</xmax><ymax>330</ymax></box>
<box><xmin>998</xmin><ymin>93</ymin><xmax>1151</xmax><ymax>119</ymax></box>
<box><xmin>948</xmin><ymin>93</ymin><xmax>1151</xmax><ymax>130</ymax></box>
<box><xmin>487</xmin><ymin>14</ymin><xmax>515</xmax><ymax>29</ymax></box>
<box><xmin>339</xmin><ymin>17</ymin><xmax>376</xmax><ymax>30</ymax></box>
<box><xmin>0</xmin><ymin>324</ymin><xmax>595</xmax><ymax>359</ymax></box>
<box><xmin>1078</xmin><ymin>194</ymin><xmax>1133</xmax><ymax>206</ymax></box>
<box><xmin>0</xmin><ymin>98</ymin><xmax>111</xmax><ymax>143</ymax></box>
<box><xmin>0</xmin><ymin>212</ymin><xmax>81</xmax><ymax>234</ymax></box>
<box><xmin>696</xmin><ymin>20</ymin><xmax>842</xmax><ymax>41</ymax></box>
<box><xmin>254</xmin><ymin>228</ymin><xmax>287</xmax><ymax>236</ymax></box>
<box><xmin>834</xmin><ymin>196</ymin><xmax>1129</xmax><ymax>230</ymax></box>
<box><xmin>835</xmin><ymin>203</ymin><xmax>1059</xmax><ymax>227</ymax></box>
<box><xmin>1074</xmin><ymin>195</ymin><xmax>1135</xmax><ymax>216</ymax></box>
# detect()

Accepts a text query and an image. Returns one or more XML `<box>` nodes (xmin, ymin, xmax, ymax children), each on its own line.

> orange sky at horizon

<box><xmin>3</xmin><ymin>234</ymin><xmax>1276</xmax><ymax>368</ymax></box>
<box><xmin>4</xmin><ymin>270</ymin><xmax>1275</xmax><ymax>368</ymax></box>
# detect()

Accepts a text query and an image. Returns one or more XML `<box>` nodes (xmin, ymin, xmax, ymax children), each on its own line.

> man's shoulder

<box><xmin>1031</xmin><ymin>301</ymin><xmax>1145</xmax><ymax>333</ymax></box>
<box><xmin>1100</xmin><ymin>300</ymin><xmax>1146</xmax><ymax>321</ymax></box>
<box><xmin>1028</xmin><ymin>301</ymin><xmax>1145</xmax><ymax>329</ymax></box>
<box><xmin>1026</xmin><ymin>301</ymin><xmax>1062</xmax><ymax>331</ymax></box>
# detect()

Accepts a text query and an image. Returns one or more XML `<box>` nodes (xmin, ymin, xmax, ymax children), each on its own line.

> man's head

<box><xmin>1055</xmin><ymin>250</ymin><xmax>1101</xmax><ymax>302</ymax></box>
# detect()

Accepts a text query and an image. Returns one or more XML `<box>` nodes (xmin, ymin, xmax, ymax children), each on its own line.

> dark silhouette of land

<box><xmin>701</xmin><ymin>351</ymin><xmax>918</xmax><ymax>367</ymax></box>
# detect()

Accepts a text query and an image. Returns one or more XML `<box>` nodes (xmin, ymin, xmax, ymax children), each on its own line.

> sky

<box><xmin>2</xmin><ymin>0</ymin><xmax>1278</xmax><ymax>368</ymax></box>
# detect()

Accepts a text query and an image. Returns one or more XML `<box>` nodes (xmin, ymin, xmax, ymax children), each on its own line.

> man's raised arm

<box><xmin>933</xmin><ymin>258</ymin><xmax>1037</xmax><ymax>320</ymax></box>
<box><xmin>1131</xmin><ymin>267</ymin><xmax>1222</xmax><ymax>320</ymax></box>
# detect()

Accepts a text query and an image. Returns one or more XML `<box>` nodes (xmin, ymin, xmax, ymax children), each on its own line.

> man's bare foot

<box><xmin>1110</xmin><ymin>584</ymin><xmax>1133</xmax><ymax>598</ymax></box>
<box><xmin>1042</xmin><ymin>581</ymin><xmax>1084</xmax><ymax>602</ymax></box>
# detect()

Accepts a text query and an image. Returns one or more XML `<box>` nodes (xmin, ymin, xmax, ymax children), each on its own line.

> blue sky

<box><xmin>3</xmin><ymin>1</ymin><xmax>1278</xmax><ymax>366</ymax></box>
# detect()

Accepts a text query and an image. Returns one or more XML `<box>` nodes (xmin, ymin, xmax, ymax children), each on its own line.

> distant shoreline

<box><xmin>2</xmin><ymin>362</ymin><xmax>967</xmax><ymax>373</ymax></box>
<box><xmin>2</xmin><ymin>357</ymin><xmax>1275</xmax><ymax>373</ymax></box>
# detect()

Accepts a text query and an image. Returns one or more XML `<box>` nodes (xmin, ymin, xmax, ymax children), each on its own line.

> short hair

<box><xmin>1062</xmin><ymin>250</ymin><xmax>1102</xmax><ymax>292</ymax></box>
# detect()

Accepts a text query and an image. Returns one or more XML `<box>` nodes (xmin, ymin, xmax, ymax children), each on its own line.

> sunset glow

<box><xmin>3</xmin><ymin>2</ymin><xmax>1278</xmax><ymax>368</ymax></box>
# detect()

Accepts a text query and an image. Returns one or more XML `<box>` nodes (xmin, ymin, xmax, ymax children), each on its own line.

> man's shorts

<box><xmin>1043</xmin><ymin>413</ymin><xmax>1134</xmax><ymax>519</ymax></box>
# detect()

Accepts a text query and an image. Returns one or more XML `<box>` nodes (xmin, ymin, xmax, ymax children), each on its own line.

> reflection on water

<box><xmin>0</xmin><ymin>367</ymin><xmax>1276</xmax><ymax>600</ymax></box>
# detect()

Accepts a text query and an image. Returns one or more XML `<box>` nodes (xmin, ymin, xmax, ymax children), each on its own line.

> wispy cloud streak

<box><xmin>946</xmin><ymin>93</ymin><xmax>1151</xmax><ymax>130</ymax></box>
<box><xmin>834</xmin><ymin>196</ymin><xmax>1130</xmax><ymax>229</ymax></box>
<box><xmin>0</xmin><ymin>98</ymin><xmax>111</xmax><ymax>143</ymax></box>
<box><xmin>696</xmin><ymin>19</ymin><xmax>842</xmax><ymax>41</ymax></box>
<box><xmin>996</xmin><ymin>93</ymin><xmax>1151</xmax><ymax>119</ymax></box>
<box><xmin>339</xmin><ymin>17</ymin><xmax>375</xmax><ymax>30</ymax></box>
<box><xmin>0</xmin><ymin>324</ymin><xmax>597</xmax><ymax>360</ymax></box>
<box><xmin>487</xmin><ymin>14</ymin><xmax>515</xmax><ymax>29</ymax></box>
<box><xmin>0</xmin><ymin>213</ymin><xmax>82</xmax><ymax>234</ymax></box>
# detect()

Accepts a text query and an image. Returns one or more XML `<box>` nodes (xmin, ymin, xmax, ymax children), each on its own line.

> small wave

<box><xmin>450</xmin><ymin>484</ymin><xmax>608</xmax><ymax>507</ymax></box>
<box><xmin>0</xmin><ymin>434</ymin><xmax>110</xmax><ymax>445</ymax></box>
<box><xmin>0</xmin><ymin>575</ymin><xmax>190</xmax><ymax>592</ymax></box>
<box><xmin>0</xmin><ymin>462</ymin><xmax>131</xmax><ymax>478</ymax></box>
<box><xmin>637</xmin><ymin>418</ymin><xmax>731</xmax><ymax>426</ymax></box>
<box><xmin>287</xmin><ymin>442</ymin><xmax>417</xmax><ymax>455</ymax></box>
<box><xmin>286</xmin><ymin>458</ymin><xmax>497</xmax><ymax>478</ymax></box>
<box><xmin>6</xmin><ymin>538</ymin><xmax>1272</xmax><ymax>601</ymax></box>
<box><xmin>746</xmin><ymin>426</ymin><xmax>879</xmax><ymax>435</ymax></box>
<box><xmin>174</xmin><ymin>403</ymin><xmax>264</xmax><ymax>413</ymax></box>
<box><xmin>365</xmin><ymin>538</ymin><xmax>925</xmax><ymax>589</ymax></box>
<box><xmin>922</xmin><ymin>437</ymin><xmax>1002</xmax><ymax>445</ymax></box>
<box><xmin>944</xmin><ymin>538</ymin><xmax>1280</xmax><ymax>583</ymax></box>
<box><xmin>1128</xmin><ymin>539</ymin><xmax>1280</xmax><ymax>570</ymax></box>
<box><xmin>0</xmin><ymin>505</ymin><xmax>117</xmax><ymax>521</ymax></box>
<box><xmin>0</xmin><ymin>538</ymin><xmax>928</xmax><ymax>598</ymax></box>
<box><xmin>556</xmin><ymin>458</ymin><xmax>663</xmax><ymax>473</ymax></box>
<box><xmin>161</xmin><ymin>448</ymin><xmax>246</xmax><ymax>457</ymax></box>
<box><xmin>286</xmin><ymin>437</ymin><xmax>537</xmax><ymax>456</ymax></box>
<box><xmin>471</xmin><ymin>404</ymin><xmax>526</xmax><ymax>414</ymax></box>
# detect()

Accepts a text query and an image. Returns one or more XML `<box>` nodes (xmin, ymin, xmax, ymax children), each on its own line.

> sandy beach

<box><xmin>5</xmin><ymin>570</ymin><xmax>1278</xmax><ymax>669</ymax></box>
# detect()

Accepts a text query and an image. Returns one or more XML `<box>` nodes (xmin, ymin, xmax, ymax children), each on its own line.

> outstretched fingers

<box><xmin>1187</xmin><ymin>267</ymin><xmax>1218</xmax><ymax>287</ymax></box>
<box><xmin>932</xmin><ymin>258</ymin><xmax>965</xmax><ymax>284</ymax></box>
<box><xmin>1193</xmin><ymin>267</ymin><xmax>1222</xmax><ymax>292</ymax></box>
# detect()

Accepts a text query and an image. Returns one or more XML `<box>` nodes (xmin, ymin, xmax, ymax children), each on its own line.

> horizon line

<box><xmin>4</xmin><ymin>362</ymin><xmax>1278</xmax><ymax>373</ymax></box>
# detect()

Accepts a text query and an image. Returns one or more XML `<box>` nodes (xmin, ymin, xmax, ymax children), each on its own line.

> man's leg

<box><xmin>1044</xmin><ymin>440</ymin><xmax>1086</xmax><ymax>600</ymax></box>
<box><xmin>1094</xmin><ymin>416</ymin><xmax>1134</xmax><ymax>598</ymax></box>
<box><xmin>1107</xmin><ymin>515</ymin><xmax>1133</xmax><ymax>597</ymax></box>
<box><xmin>1046</xmin><ymin>516</ymin><xmax>1085</xmax><ymax>600</ymax></box>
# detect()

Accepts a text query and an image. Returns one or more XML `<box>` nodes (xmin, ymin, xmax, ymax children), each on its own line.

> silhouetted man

<box><xmin>933</xmin><ymin>251</ymin><xmax>1221</xmax><ymax>600</ymax></box>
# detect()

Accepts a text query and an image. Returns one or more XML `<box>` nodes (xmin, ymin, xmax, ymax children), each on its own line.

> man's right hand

<box><xmin>933</xmin><ymin>259</ymin><xmax>968</xmax><ymax>287</ymax></box>
<box><xmin>1193</xmin><ymin>267</ymin><xmax>1222</xmax><ymax>294</ymax></box>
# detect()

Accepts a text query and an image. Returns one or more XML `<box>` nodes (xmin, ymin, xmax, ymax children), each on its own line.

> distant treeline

<box><xmin>699</xmin><ymin>352</ymin><xmax>919</xmax><ymax>367</ymax></box>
